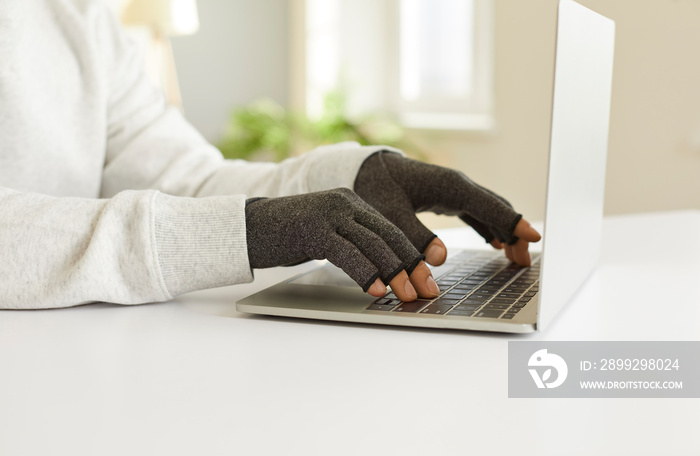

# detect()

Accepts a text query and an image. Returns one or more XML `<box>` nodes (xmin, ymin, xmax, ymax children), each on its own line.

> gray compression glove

<box><xmin>354</xmin><ymin>152</ymin><xmax>522</xmax><ymax>252</ymax></box>
<box><xmin>245</xmin><ymin>188</ymin><xmax>424</xmax><ymax>291</ymax></box>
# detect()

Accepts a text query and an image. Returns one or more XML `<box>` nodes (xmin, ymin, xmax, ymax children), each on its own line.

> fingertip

<box><xmin>426</xmin><ymin>275</ymin><xmax>440</xmax><ymax>296</ymax></box>
<box><xmin>515</xmin><ymin>218</ymin><xmax>542</xmax><ymax>242</ymax></box>
<box><xmin>408</xmin><ymin>260</ymin><xmax>440</xmax><ymax>298</ymax></box>
<box><xmin>425</xmin><ymin>238</ymin><xmax>447</xmax><ymax>265</ymax></box>
<box><xmin>403</xmin><ymin>279</ymin><xmax>418</xmax><ymax>301</ymax></box>
<box><xmin>511</xmin><ymin>240</ymin><xmax>533</xmax><ymax>267</ymax></box>
<box><xmin>517</xmin><ymin>251</ymin><xmax>532</xmax><ymax>267</ymax></box>
<box><xmin>490</xmin><ymin>239</ymin><xmax>504</xmax><ymax>250</ymax></box>
<box><xmin>367</xmin><ymin>278</ymin><xmax>387</xmax><ymax>297</ymax></box>
<box><xmin>504</xmin><ymin>245</ymin><xmax>515</xmax><ymax>263</ymax></box>
<box><xmin>389</xmin><ymin>271</ymin><xmax>417</xmax><ymax>302</ymax></box>
<box><xmin>525</xmin><ymin>226</ymin><xmax>542</xmax><ymax>243</ymax></box>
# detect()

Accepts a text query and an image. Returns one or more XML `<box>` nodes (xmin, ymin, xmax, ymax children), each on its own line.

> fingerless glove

<box><xmin>245</xmin><ymin>188</ymin><xmax>424</xmax><ymax>291</ymax></box>
<box><xmin>354</xmin><ymin>152</ymin><xmax>522</xmax><ymax>250</ymax></box>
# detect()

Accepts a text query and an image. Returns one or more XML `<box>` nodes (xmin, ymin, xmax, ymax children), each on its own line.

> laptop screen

<box><xmin>538</xmin><ymin>0</ymin><xmax>615</xmax><ymax>329</ymax></box>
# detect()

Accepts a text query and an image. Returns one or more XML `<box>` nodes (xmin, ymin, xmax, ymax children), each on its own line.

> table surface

<box><xmin>1</xmin><ymin>211</ymin><xmax>699</xmax><ymax>456</ymax></box>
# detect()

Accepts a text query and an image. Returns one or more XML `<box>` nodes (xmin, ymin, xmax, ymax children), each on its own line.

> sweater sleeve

<box><xmin>0</xmin><ymin>187</ymin><xmax>251</xmax><ymax>309</ymax></box>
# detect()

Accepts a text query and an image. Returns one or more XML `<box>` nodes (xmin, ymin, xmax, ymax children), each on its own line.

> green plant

<box><xmin>216</xmin><ymin>91</ymin><xmax>412</xmax><ymax>162</ymax></box>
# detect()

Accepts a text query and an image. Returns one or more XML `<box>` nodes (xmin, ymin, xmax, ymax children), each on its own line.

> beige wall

<box><xmin>137</xmin><ymin>0</ymin><xmax>700</xmax><ymax>226</ymax></box>
<box><xmin>412</xmin><ymin>0</ymin><xmax>700</xmax><ymax>228</ymax></box>
<box><xmin>113</xmin><ymin>1</ymin><xmax>290</xmax><ymax>141</ymax></box>
<box><xmin>171</xmin><ymin>0</ymin><xmax>289</xmax><ymax>140</ymax></box>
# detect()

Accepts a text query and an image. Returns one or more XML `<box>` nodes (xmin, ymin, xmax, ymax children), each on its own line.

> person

<box><xmin>0</xmin><ymin>0</ymin><xmax>540</xmax><ymax>310</ymax></box>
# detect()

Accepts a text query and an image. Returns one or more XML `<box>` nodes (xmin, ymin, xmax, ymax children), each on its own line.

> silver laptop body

<box><xmin>236</xmin><ymin>0</ymin><xmax>615</xmax><ymax>333</ymax></box>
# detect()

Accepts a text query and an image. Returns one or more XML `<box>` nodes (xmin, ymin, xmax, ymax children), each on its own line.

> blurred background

<box><xmin>110</xmin><ymin>0</ymin><xmax>700</xmax><ymax>227</ymax></box>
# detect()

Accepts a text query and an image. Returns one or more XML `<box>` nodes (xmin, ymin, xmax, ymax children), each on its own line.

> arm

<box><xmin>0</xmin><ymin>188</ymin><xmax>249</xmax><ymax>309</ymax></box>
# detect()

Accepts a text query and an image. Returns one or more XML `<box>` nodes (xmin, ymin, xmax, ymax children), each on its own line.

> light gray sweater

<box><xmin>0</xmin><ymin>0</ymin><xmax>392</xmax><ymax>309</ymax></box>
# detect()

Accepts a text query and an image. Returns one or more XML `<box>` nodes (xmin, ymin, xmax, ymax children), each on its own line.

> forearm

<box><xmin>196</xmin><ymin>142</ymin><xmax>402</xmax><ymax>198</ymax></box>
<box><xmin>0</xmin><ymin>188</ymin><xmax>251</xmax><ymax>309</ymax></box>
<box><xmin>103</xmin><ymin>89</ymin><xmax>399</xmax><ymax>199</ymax></box>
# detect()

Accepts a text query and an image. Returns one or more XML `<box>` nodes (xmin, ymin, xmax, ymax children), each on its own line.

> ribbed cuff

<box><xmin>304</xmin><ymin>142</ymin><xmax>404</xmax><ymax>193</ymax></box>
<box><xmin>152</xmin><ymin>192</ymin><xmax>253</xmax><ymax>297</ymax></box>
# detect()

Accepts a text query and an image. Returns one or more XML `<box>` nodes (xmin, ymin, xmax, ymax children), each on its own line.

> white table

<box><xmin>1</xmin><ymin>211</ymin><xmax>698</xmax><ymax>456</ymax></box>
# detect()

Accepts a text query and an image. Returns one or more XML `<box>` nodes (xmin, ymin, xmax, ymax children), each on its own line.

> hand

<box><xmin>245</xmin><ymin>188</ymin><xmax>441</xmax><ymax>302</ymax></box>
<box><xmin>354</xmin><ymin>152</ymin><xmax>542</xmax><ymax>267</ymax></box>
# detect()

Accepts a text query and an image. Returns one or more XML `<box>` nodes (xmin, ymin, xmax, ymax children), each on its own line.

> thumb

<box><xmin>513</xmin><ymin>218</ymin><xmax>542</xmax><ymax>243</ymax></box>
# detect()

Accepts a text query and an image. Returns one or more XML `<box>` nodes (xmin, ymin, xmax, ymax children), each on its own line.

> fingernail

<box><xmin>425</xmin><ymin>244</ymin><xmax>443</xmax><ymax>263</ymax></box>
<box><xmin>404</xmin><ymin>280</ymin><xmax>417</xmax><ymax>300</ymax></box>
<box><xmin>426</xmin><ymin>276</ymin><xmax>440</xmax><ymax>296</ymax></box>
<box><xmin>368</xmin><ymin>279</ymin><xmax>386</xmax><ymax>296</ymax></box>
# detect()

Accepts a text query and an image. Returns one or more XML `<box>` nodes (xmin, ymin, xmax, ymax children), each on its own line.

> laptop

<box><xmin>236</xmin><ymin>0</ymin><xmax>615</xmax><ymax>333</ymax></box>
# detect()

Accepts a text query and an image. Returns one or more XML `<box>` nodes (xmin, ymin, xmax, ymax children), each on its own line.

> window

<box><xmin>303</xmin><ymin>0</ymin><xmax>494</xmax><ymax>130</ymax></box>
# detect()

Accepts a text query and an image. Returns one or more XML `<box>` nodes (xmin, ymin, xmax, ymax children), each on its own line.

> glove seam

<box><xmin>418</xmin><ymin>234</ymin><xmax>438</xmax><ymax>254</ymax></box>
<box><xmin>506</xmin><ymin>213</ymin><xmax>523</xmax><ymax>245</ymax></box>
<box><xmin>382</xmin><ymin>263</ymin><xmax>407</xmax><ymax>285</ymax></box>
<box><xmin>405</xmin><ymin>254</ymin><xmax>426</xmax><ymax>275</ymax></box>
<box><xmin>362</xmin><ymin>271</ymin><xmax>382</xmax><ymax>292</ymax></box>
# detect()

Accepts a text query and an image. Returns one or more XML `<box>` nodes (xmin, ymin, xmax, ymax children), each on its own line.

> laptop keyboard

<box><xmin>366</xmin><ymin>251</ymin><xmax>540</xmax><ymax>319</ymax></box>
